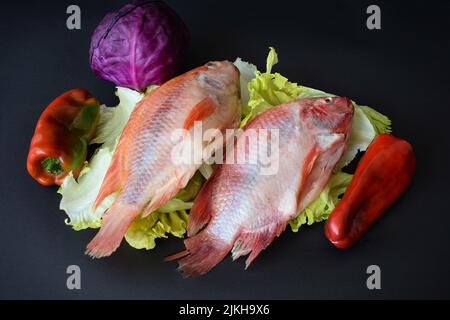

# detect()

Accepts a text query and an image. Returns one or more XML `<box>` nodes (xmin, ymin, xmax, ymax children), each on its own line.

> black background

<box><xmin>1</xmin><ymin>0</ymin><xmax>449</xmax><ymax>299</ymax></box>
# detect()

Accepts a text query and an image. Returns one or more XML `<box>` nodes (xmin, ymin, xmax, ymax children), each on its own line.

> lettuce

<box><xmin>237</xmin><ymin>47</ymin><xmax>392</xmax><ymax>231</ymax></box>
<box><xmin>359</xmin><ymin>104</ymin><xmax>392</xmax><ymax>135</ymax></box>
<box><xmin>58</xmin><ymin>87</ymin><xmax>142</xmax><ymax>230</ymax></box>
<box><xmin>58</xmin><ymin>86</ymin><xmax>205</xmax><ymax>250</ymax></box>
<box><xmin>90</xmin><ymin>87</ymin><xmax>144</xmax><ymax>149</ymax></box>
<box><xmin>58</xmin><ymin>147</ymin><xmax>116</xmax><ymax>230</ymax></box>
<box><xmin>124</xmin><ymin>173</ymin><xmax>204</xmax><ymax>250</ymax></box>
<box><xmin>233</xmin><ymin>57</ymin><xmax>257</xmax><ymax>109</ymax></box>
<box><xmin>289</xmin><ymin>172</ymin><xmax>353</xmax><ymax>232</ymax></box>
<box><xmin>240</xmin><ymin>48</ymin><xmax>302</xmax><ymax>127</ymax></box>
<box><xmin>336</xmin><ymin>103</ymin><xmax>391</xmax><ymax>169</ymax></box>
<box><xmin>125</xmin><ymin>211</ymin><xmax>190</xmax><ymax>250</ymax></box>
<box><xmin>174</xmin><ymin>171</ymin><xmax>205</xmax><ymax>202</ymax></box>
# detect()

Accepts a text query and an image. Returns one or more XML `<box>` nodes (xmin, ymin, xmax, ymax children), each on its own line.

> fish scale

<box><xmin>86</xmin><ymin>61</ymin><xmax>241</xmax><ymax>258</ymax></box>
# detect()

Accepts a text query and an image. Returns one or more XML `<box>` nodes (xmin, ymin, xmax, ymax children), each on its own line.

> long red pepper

<box><xmin>324</xmin><ymin>134</ymin><xmax>416</xmax><ymax>248</ymax></box>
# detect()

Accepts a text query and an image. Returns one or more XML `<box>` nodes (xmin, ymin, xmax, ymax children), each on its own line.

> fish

<box><xmin>167</xmin><ymin>97</ymin><xmax>354</xmax><ymax>276</ymax></box>
<box><xmin>86</xmin><ymin>61</ymin><xmax>241</xmax><ymax>258</ymax></box>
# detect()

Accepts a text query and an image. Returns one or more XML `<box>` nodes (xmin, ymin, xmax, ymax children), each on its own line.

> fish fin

<box><xmin>301</xmin><ymin>146</ymin><xmax>320</xmax><ymax>182</ymax></box>
<box><xmin>164</xmin><ymin>250</ymin><xmax>189</xmax><ymax>261</ymax></box>
<box><xmin>166</xmin><ymin>231</ymin><xmax>230</xmax><ymax>277</ymax></box>
<box><xmin>300</xmin><ymin>129</ymin><xmax>345</xmax><ymax>187</ymax></box>
<box><xmin>231</xmin><ymin>221</ymin><xmax>287</xmax><ymax>269</ymax></box>
<box><xmin>186</xmin><ymin>176</ymin><xmax>215</xmax><ymax>237</ymax></box>
<box><xmin>86</xmin><ymin>200</ymin><xmax>140</xmax><ymax>258</ymax></box>
<box><xmin>183</xmin><ymin>97</ymin><xmax>216</xmax><ymax>130</ymax></box>
<box><xmin>297</xmin><ymin>134</ymin><xmax>347</xmax><ymax>212</ymax></box>
<box><xmin>141</xmin><ymin>170</ymin><xmax>195</xmax><ymax>218</ymax></box>
<box><xmin>93</xmin><ymin>152</ymin><xmax>123</xmax><ymax>211</ymax></box>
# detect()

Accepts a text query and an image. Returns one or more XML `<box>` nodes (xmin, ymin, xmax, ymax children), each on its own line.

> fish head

<box><xmin>301</xmin><ymin>96</ymin><xmax>354</xmax><ymax>136</ymax></box>
<box><xmin>195</xmin><ymin>61</ymin><xmax>241</xmax><ymax>99</ymax></box>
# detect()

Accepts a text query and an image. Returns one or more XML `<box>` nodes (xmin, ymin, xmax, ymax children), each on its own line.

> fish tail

<box><xmin>86</xmin><ymin>199</ymin><xmax>140</xmax><ymax>258</ymax></box>
<box><xmin>166</xmin><ymin>231</ymin><xmax>230</xmax><ymax>277</ymax></box>
<box><xmin>231</xmin><ymin>221</ymin><xmax>287</xmax><ymax>269</ymax></box>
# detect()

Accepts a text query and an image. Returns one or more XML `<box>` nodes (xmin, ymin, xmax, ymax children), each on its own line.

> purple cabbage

<box><xmin>90</xmin><ymin>1</ymin><xmax>189</xmax><ymax>92</ymax></box>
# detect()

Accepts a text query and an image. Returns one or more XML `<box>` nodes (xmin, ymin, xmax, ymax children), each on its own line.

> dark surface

<box><xmin>1</xmin><ymin>0</ymin><xmax>449</xmax><ymax>299</ymax></box>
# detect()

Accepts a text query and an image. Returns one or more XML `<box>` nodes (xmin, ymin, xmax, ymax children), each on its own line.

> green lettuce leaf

<box><xmin>234</xmin><ymin>57</ymin><xmax>257</xmax><ymax>109</ymax></box>
<box><xmin>359</xmin><ymin>104</ymin><xmax>392</xmax><ymax>135</ymax></box>
<box><xmin>58</xmin><ymin>147</ymin><xmax>117</xmax><ymax>230</ymax></box>
<box><xmin>335</xmin><ymin>104</ymin><xmax>391</xmax><ymax>169</ymax></box>
<box><xmin>125</xmin><ymin>210</ymin><xmax>190</xmax><ymax>250</ymax></box>
<box><xmin>174</xmin><ymin>171</ymin><xmax>205</xmax><ymax>202</ymax></box>
<box><xmin>124</xmin><ymin>173</ymin><xmax>205</xmax><ymax>250</ymax></box>
<box><xmin>240</xmin><ymin>48</ymin><xmax>302</xmax><ymax>127</ymax></box>
<box><xmin>238</xmin><ymin>47</ymin><xmax>392</xmax><ymax>229</ymax></box>
<box><xmin>289</xmin><ymin>172</ymin><xmax>353</xmax><ymax>232</ymax></box>
<box><xmin>90</xmin><ymin>87</ymin><xmax>144</xmax><ymax>149</ymax></box>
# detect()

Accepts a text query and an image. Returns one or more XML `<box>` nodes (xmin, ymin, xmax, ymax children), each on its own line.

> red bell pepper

<box><xmin>324</xmin><ymin>134</ymin><xmax>416</xmax><ymax>248</ymax></box>
<box><xmin>27</xmin><ymin>88</ymin><xmax>100</xmax><ymax>186</ymax></box>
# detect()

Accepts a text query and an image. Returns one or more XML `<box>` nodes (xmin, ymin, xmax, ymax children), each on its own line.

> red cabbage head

<box><xmin>90</xmin><ymin>1</ymin><xmax>189</xmax><ymax>91</ymax></box>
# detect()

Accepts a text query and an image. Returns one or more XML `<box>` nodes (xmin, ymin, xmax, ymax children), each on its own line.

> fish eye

<box><xmin>207</xmin><ymin>62</ymin><xmax>216</xmax><ymax>68</ymax></box>
<box><xmin>324</xmin><ymin>97</ymin><xmax>333</xmax><ymax>103</ymax></box>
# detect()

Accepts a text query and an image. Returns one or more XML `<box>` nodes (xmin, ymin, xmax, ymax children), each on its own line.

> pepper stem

<box><xmin>42</xmin><ymin>157</ymin><xmax>63</xmax><ymax>175</ymax></box>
